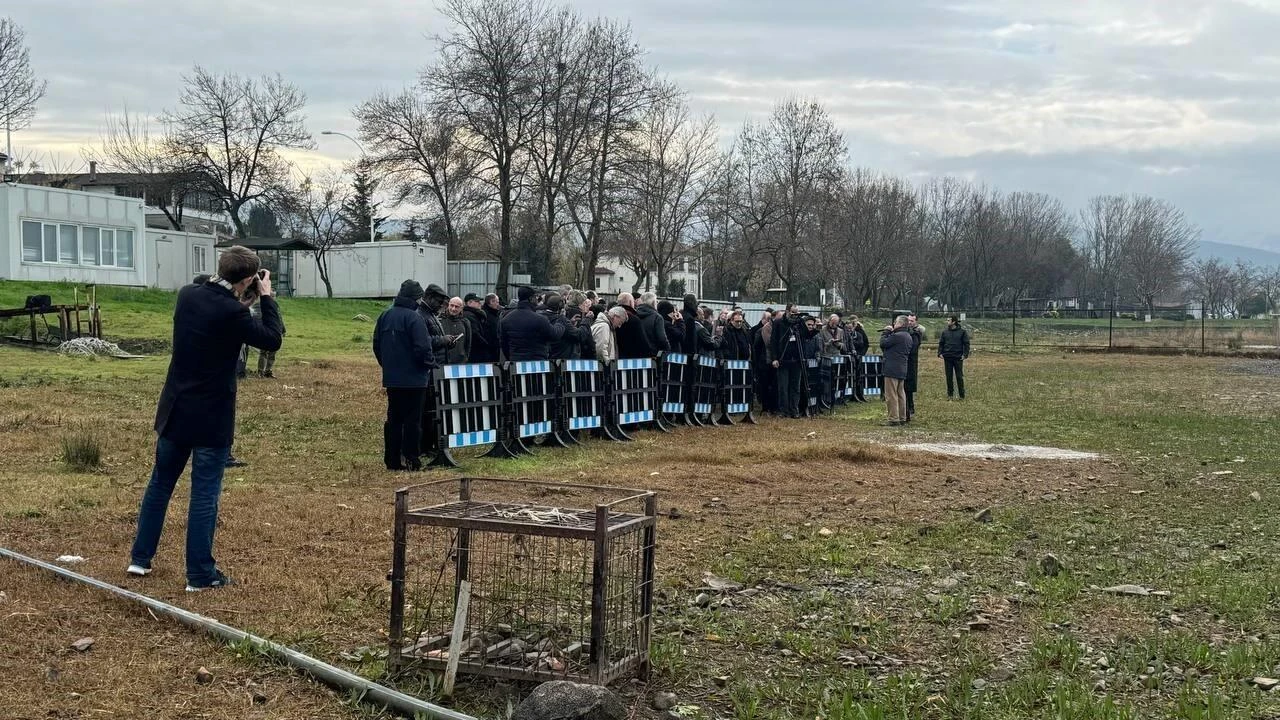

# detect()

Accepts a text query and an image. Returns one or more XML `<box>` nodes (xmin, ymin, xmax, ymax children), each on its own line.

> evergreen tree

<box><xmin>403</xmin><ymin>218</ymin><xmax>421</xmax><ymax>244</ymax></box>
<box><xmin>339</xmin><ymin>162</ymin><xmax>388</xmax><ymax>242</ymax></box>
<box><xmin>245</xmin><ymin>204</ymin><xmax>283</xmax><ymax>238</ymax></box>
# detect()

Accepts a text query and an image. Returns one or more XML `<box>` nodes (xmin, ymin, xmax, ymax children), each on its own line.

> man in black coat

<box><xmin>770</xmin><ymin>305</ymin><xmax>807</xmax><ymax>418</ymax></box>
<box><xmin>614</xmin><ymin>292</ymin><xmax>655</xmax><ymax>358</ymax></box>
<box><xmin>374</xmin><ymin>280</ymin><xmax>436</xmax><ymax>471</ymax></box>
<box><xmin>718</xmin><ymin>309</ymin><xmax>752</xmax><ymax>361</ymax></box>
<box><xmin>416</xmin><ymin>284</ymin><xmax>456</xmax><ymax>366</ymax></box>
<box><xmin>463</xmin><ymin>293</ymin><xmax>496</xmax><ymax>363</ymax></box>
<box><xmin>681</xmin><ymin>294</ymin><xmax>721</xmax><ymax>356</ymax></box>
<box><xmin>129</xmin><ymin>247</ymin><xmax>283</xmax><ymax>591</ymax></box>
<box><xmin>483</xmin><ymin>293</ymin><xmax>503</xmax><ymax>358</ymax></box>
<box><xmin>752</xmin><ymin>311</ymin><xmax>778</xmax><ymax>414</ymax></box>
<box><xmin>937</xmin><ymin>315</ymin><xmax>971</xmax><ymax>399</ymax></box>
<box><xmin>905</xmin><ymin>313</ymin><xmax>925</xmax><ymax>419</ymax></box>
<box><xmin>658</xmin><ymin>300</ymin><xmax>683</xmax><ymax>352</ymax></box>
<box><xmin>500</xmin><ymin>286</ymin><xmax>565</xmax><ymax>361</ymax></box>
<box><xmin>635</xmin><ymin>292</ymin><xmax>670</xmax><ymax>354</ymax></box>
<box><xmin>543</xmin><ymin>294</ymin><xmax>590</xmax><ymax>360</ymax></box>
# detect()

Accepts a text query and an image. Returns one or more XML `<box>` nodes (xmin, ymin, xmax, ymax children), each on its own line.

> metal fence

<box><xmin>852</xmin><ymin>305</ymin><xmax>1280</xmax><ymax>352</ymax></box>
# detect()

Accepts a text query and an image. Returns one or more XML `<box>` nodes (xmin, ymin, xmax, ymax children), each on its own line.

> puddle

<box><xmin>896</xmin><ymin>442</ymin><xmax>1099</xmax><ymax>461</ymax></box>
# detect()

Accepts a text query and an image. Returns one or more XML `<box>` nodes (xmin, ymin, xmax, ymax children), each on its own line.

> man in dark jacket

<box><xmin>614</xmin><ymin>293</ymin><xmax>654</xmax><ymax>358</ymax></box>
<box><xmin>770</xmin><ymin>305</ymin><xmax>807</xmax><ymax>418</ymax></box>
<box><xmin>483</xmin><ymin>293</ymin><xmax>503</xmax><ymax>358</ymax></box>
<box><xmin>681</xmin><ymin>294</ymin><xmax>721</xmax><ymax>356</ymax></box>
<box><xmin>879</xmin><ymin>315</ymin><xmax>912</xmax><ymax>426</ymax></box>
<box><xmin>718</xmin><ymin>309</ymin><xmax>752</xmax><ymax>361</ymax></box>
<box><xmin>937</xmin><ymin>315</ymin><xmax>971</xmax><ymax>399</ymax></box>
<box><xmin>463</xmin><ymin>293</ymin><xmax>496</xmax><ymax>363</ymax></box>
<box><xmin>635</xmin><ymin>292</ymin><xmax>670</xmax><ymax>354</ymax></box>
<box><xmin>752</xmin><ymin>311</ymin><xmax>777</xmax><ymax>414</ymax></box>
<box><xmin>374</xmin><ymin>280</ymin><xmax>436</xmax><ymax>472</ymax></box>
<box><xmin>658</xmin><ymin>300</ymin><xmax>682</xmax><ymax>352</ymax></box>
<box><xmin>845</xmin><ymin>317</ymin><xmax>871</xmax><ymax>403</ymax></box>
<box><xmin>439</xmin><ymin>296</ymin><xmax>471</xmax><ymax>364</ymax></box>
<box><xmin>543</xmin><ymin>294</ymin><xmax>590</xmax><ymax>360</ymax></box>
<box><xmin>905</xmin><ymin>313</ymin><xmax>925</xmax><ymax>419</ymax></box>
<box><xmin>500</xmin><ymin>286</ymin><xmax>565</xmax><ymax>361</ymax></box>
<box><xmin>130</xmin><ymin>247</ymin><xmax>283</xmax><ymax>591</ymax></box>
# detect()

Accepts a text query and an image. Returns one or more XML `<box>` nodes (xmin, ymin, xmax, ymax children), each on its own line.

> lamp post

<box><xmin>320</xmin><ymin>130</ymin><xmax>375</xmax><ymax>244</ymax></box>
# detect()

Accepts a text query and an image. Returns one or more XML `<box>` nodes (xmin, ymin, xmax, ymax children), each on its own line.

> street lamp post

<box><xmin>320</xmin><ymin>130</ymin><xmax>375</xmax><ymax>244</ymax></box>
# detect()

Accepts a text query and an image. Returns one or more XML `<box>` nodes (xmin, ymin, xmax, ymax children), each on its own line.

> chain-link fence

<box><xmin>849</xmin><ymin>305</ymin><xmax>1280</xmax><ymax>352</ymax></box>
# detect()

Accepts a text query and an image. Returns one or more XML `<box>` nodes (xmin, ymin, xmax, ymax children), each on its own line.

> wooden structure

<box><xmin>0</xmin><ymin>288</ymin><xmax>101</xmax><ymax>347</ymax></box>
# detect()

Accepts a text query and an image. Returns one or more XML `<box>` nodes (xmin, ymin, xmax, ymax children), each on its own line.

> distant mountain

<box><xmin>1195</xmin><ymin>240</ymin><xmax>1280</xmax><ymax>268</ymax></box>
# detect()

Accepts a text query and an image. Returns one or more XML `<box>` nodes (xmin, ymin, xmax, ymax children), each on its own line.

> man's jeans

<box><xmin>129</xmin><ymin>436</ymin><xmax>228</xmax><ymax>584</ymax></box>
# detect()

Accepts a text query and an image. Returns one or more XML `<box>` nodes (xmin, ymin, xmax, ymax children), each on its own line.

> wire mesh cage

<box><xmin>388</xmin><ymin>478</ymin><xmax>657</xmax><ymax>685</ymax></box>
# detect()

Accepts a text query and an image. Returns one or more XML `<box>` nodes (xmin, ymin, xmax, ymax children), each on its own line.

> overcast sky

<box><xmin>8</xmin><ymin>0</ymin><xmax>1279</xmax><ymax>250</ymax></box>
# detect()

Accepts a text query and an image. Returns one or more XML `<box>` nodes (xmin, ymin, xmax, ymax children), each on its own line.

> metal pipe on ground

<box><xmin>0</xmin><ymin>547</ymin><xmax>475</xmax><ymax>720</ymax></box>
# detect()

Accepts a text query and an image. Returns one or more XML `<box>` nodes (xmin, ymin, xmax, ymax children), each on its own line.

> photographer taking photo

<box><xmin>128</xmin><ymin>246</ymin><xmax>284</xmax><ymax>592</ymax></box>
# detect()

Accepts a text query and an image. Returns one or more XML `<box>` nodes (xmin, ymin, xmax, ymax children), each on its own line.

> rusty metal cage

<box><xmin>388</xmin><ymin>478</ymin><xmax>657</xmax><ymax>685</ymax></box>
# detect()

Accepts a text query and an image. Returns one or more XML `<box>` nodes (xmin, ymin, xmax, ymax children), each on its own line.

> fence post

<box><xmin>1201</xmin><ymin>301</ymin><xmax>1206</xmax><ymax>354</ymax></box>
<box><xmin>1108</xmin><ymin>306</ymin><xmax>1114</xmax><ymax>349</ymax></box>
<box><xmin>1011</xmin><ymin>310</ymin><xmax>1016</xmax><ymax>347</ymax></box>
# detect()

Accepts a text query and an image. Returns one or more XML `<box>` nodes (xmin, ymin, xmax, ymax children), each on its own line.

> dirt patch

<box><xmin>895</xmin><ymin>442</ymin><xmax>1100</xmax><ymax>460</ymax></box>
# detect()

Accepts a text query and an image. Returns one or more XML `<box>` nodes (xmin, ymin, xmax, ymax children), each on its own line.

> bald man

<box><xmin>438</xmin><ymin>296</ymin><xmax>471</xmax><ymax>364</ymax></box>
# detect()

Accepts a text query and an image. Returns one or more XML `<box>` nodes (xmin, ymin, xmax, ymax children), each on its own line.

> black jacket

<box><xmin>879</xmin><ymin>327</ymin><xmax>912</xmax><ymax>380</ymax></box>
<box><xmin>438</xmin><ymin>311</ymin><xmax>471</xmax><ymax>364</ymax></box>
<box><xmin>719</xmin><ymin>324</ymin><xmax>752</xmax><ymax>361</ymax></box>
<box><xmin>938</xmin><ymin>325</ymin><xmax>971</xmax><ymax>359</ymax></box>
<box><xmin>635</xmin><ymin>304</ymin><xmax>669</xmax><ymax>353</ymax></box>
<box><xmin>848</xmin><ymin>325</ymin><xmax>869</xmax><ymax>356</ymax></box>
<box><xmin>906</xmin><ymin>326</ymin><xmax>925</xmax><ymax>392</ymax></box>
<box><xmin>545</xmin><ymin>311</ymin><xmax>589</xmax><ymax>360</ymax></box>
<box><xmin>663</xmin><ymin>317</ymin><xmax>683</xmax><ymax>353</ymax></box>
<box><xmin>154</xmin><ymin>282</ymin><xmax>283</xmax><ymax>448</ymax></box>
<box><xmin>616</xmin><ymin>305</ymin><xmax>654</xmax><ymax>358</ymax></box>
<box><xmin>374</xmin><ymin>296</ymin><xmax>435</xmax><ymax>389</ymax></box>
<box><xmin>770</xmin><ymin>315</ymin><xmax>807</xmax><ymax>366</ymax></box>
<box><xmin>463</xmin><ymin>306</ymin><xmax>496</xmax><ymax>363</ymax></box>
<box><xmin>500</xmin><ymin>301</ymin><xmax>564</xmax><ymax>361</ymax></box>
<box><xmin>416</xmin><ymin>302</ymin><xmax>452</xmax><ymax>363</ymax></box>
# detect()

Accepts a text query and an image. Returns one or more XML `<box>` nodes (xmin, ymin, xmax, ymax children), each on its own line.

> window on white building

<box><xmin>59</xmin><ymin>225</ymin><xmax>79</xmax><ymax>264</ymax></box>
<box><xmin>21</xmin><ymin>221</ymin><xmax>42</xmax><ymax>262</ymax></box>
<box><xmin>193</xmin><ymin>245</ymin><xmax>208</xmax><ymax>274</ymax></box>
<box><xmin>20</xmin><ymin>220</ymin><xmax>134</xmax><ymax>268</ymax></box>
<box><xmin>595</xmin><ymin>276</ymin><xmax>601</xmax><ymax>289</ymax></box>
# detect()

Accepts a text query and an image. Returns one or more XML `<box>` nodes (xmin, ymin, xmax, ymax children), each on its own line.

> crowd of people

<box><xmin>373</xmin><ymin>282</ymin><xmax>930</xmax><ymax>469</ymax></box>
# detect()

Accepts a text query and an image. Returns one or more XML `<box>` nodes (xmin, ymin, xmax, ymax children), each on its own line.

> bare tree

<box><xmin>424</xmin><ymin>0</ymin><xmax>549</xmax><ymax>298</ymax></box>
<box><xmin>282</xmin><ymin>169</ymin><xmax>351</xmax><ymax>298</ymax></box>
<box><xmin>919</xmin><ymin>178</ymin><xmax>976</xmax><ymax>308</ymax></box>
<box><xmin>1000</xmin><ymin>192</ymin><xmax>1077</xmax><ymax>302</ymax></box>
<box><xmin>1225</xmin><ymin>261</ymin><xmax>1258</xmax><ymax>318</ymax></box>
<box><xmin>755</xmin><ymin>98</ymin><xmax>846</xmax><ymax>300</ymax></box>
<box><xmin>1187</xmin><ymin>257</ymin><xmax>1230</xmax><ymax>317</ymax></box>
<box><xmin>0</xmin><ymin>18</ymin><xmax>48</xmax><ymax>166</ymax></box>
<box><xmin>618</xmin><ymin>93</ymin><xmax>720</xmax><ymax>295</ymax></box>
<box><xmin>565</xmin><ymin>19</ymin><xmax>658</xmax><ymax>289</ymax></box>
<box><xmin>1257</xmin><ymin>265</ymin><xmax>1280</xmax><ymax>315</ymax></box>
<box><xmin>1078</xmin><ymin>195</ymin><xmax>1132</xmax><ymax>305</ymax></box>
<box><xmin>163</xmin><ymin>66</ymin><xmax>312</xmax><ymax>238</ymax></box>
<box><xmin>1120</xmin><ymin>195</ymin><xmax>1198</xmax><ymax>315</ymax></box>
<box><xmin>354</xmin><ymin>89</ymin><xmax>483</xmax><ymax>256</ymax></box>
<box><xmin>91</xmin><ymin>110</ymin><xmax>196</xmax><ymax>230</ymax></box>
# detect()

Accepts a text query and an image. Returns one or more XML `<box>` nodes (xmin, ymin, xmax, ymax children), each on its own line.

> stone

<box><xmin>974</xmin><ymin>508</ymin><xmax>994</xmax><ymax>523</ymax></box>
<box><xmin>651</xmin><ymin>692</ymin><xmax>679</xmax><ymax>711</ymax></box>
<box><xmin>818</xmin><ymin>528</ymin><xmax>835</xmax><ymax>538</ymax></box>
<box><xmin>702</xmin><ymin>575</ymin><xmax>743</xmax><ymax>593</ymax></box>
<box><xmin>195</xmin><ymin>667</ymin><xmax>214</xmax><ymax>685</ymax></box>
<box><xmin>1102</xmin><ymin>584</ymin><xmax>1151</xmax><ymax>596</ymax></box>
<box><xmin>1250</xmin><ymin>677</ymin><xmax>1280</xmax><ymax>691</ymax></box>
<box><xmin>693</xmin><ymin>593</ymin><xmax>711</xmax><ymax>608</ymax></box>
<box><xmin>989</xmin><ymin>667</ymin><xmax>1015</xmax><ymax>682</ymax></box>
<box><xmin>971</xmin><ymin>678</ymin><xmax>987</xmax><ymax>690</ymax></box>
<box><xmin>70</xmin><ymin>637</ymin><xmax>94</xmax><ymax>652</ymax></box>
<box><xmin>967</xmin><ymin>619</ymin><xmax>992</xmax><ymax>632</ymax></box>
<box><xmin>1096</xmin><ymin>655</ymin><xmax>1109</xmax><ymax>669</ymax></box>
<box><xmin>945</xmin><ymin>475</ymin><xmax>959</xmax><ymax>484</ymax></box>
<box><xmin>1039</xmin><ymin>554</ymin><xmax>1064</xmax><ymax>577</ymax></box>
<box><xmin>781</xmin><ymin>533</ymin><xmax>795</xmax><ymax>541</ymax></box>
<box><xmin>1093</xmin><ymin>680</ymin><xmax>1106</xmax><ymax>693</ymax></box>
<box><xmin>1250</xmin><ymin>491</ymin><xmax>1262</xmax><ymax>502</ymax></box>
<box><xmin>513</xmin><ymin>681</ymin><xmax>626</xmax><ymax>720</ymax></box>
<box><xmin>668</xmin><ymin>507</ymin><xmax>683</xmax><ymax>520</ymax></box>
<box><xmin>252</xmin><ymin>692</ymin><xmax>268</xmax><ymax>705</ymax></box>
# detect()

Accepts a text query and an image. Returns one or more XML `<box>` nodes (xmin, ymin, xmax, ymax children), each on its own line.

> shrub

<box><xmin>60</xmin><ymin>427</ymin><xmax>103</xmax><ymax>471</ymax></box>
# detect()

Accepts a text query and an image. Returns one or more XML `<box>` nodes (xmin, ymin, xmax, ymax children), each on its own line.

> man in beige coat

<box><xmin>592</xmin><ymin>306</ymin><xmax>627</xmax><ymax>363</ymax></box>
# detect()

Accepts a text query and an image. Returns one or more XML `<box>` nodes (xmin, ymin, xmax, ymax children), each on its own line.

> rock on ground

<box><xmin>513</xmin><ymin>681</ymin><xmax>627</xmax><ymax>720</ymax></box>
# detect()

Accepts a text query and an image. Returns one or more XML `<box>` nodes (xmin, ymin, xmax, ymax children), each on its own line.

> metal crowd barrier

<box><xmin>611</xmin><ymin>357</ymin><xmax>661</xmax><ymax>440</ymax></box>
<box><xmin>830</xmin><ymin>354</ymin><xmax>852</xmax><ymax>405</ymax></box>
<box><xmin>429</xmin><ymin>363</ymin><xmax>505</xmax><ymax>468</ymax></box>
<box><xmin>861</xmin><ymin>354</ymin><xmax>884</xmax><ymax>399</ymax></box>
<box><xmin>557</xmin><ymin>359</ymin><xmax>607</xmax><ymax>445</ymax></box>
<box><xmin>803</xmin><ymin>357</ymin><xmax>826</xmax><ymax>416</ymax></box>
<box><xmin>717</xmin><ymin>359</ymin><xmax>756</xmax><ymax>426</ymax></box>
<box><xmin>658</xmin><ymin>352</ymin><xmax>690</xmax><ymax>426</ymax></box>
<box><xmin>687</xmin><ymin>354</ymin><xmax>719</xmax><ymax>426</ymax></box>
<box><xmin>507</xmin><ymin>360</ymin><xmax>557</xmax><ymax>453</ymax></box>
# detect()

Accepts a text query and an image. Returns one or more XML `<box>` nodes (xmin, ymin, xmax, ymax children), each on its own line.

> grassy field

<box><xmin>2</xmin><ymin>280</ymin><xmax>1279</xmax><ymax>719</ymax></box>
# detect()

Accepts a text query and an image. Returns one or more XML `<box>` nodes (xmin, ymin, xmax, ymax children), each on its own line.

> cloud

<box><xmin>5</xmin><ymin>0</ymin><xmax>1279</xmax><ymax>250</ymax></box>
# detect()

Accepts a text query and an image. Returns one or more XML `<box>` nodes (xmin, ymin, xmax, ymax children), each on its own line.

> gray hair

<box><xmin>894</xmin><ymin>314</ymin><xmax>909</xmax><ymax>327</ymax></box>
<box><xmin>607</xmin><ymin>306</ymin><xmax>629</xmax><ymax>321</ymax></box>
<box><xmin>639</xmin><ymin>291</ymin><xmax>657</xmax><ymax>307</ymax></box>
<box><xmin>568</xmin><ymin>290</ymin><xmax>587</xmax><ymax>308</ymax></box>
<box><xmin>617</xmin><ymin>292</ymin><xmax>635</xmax><ymax>307</ymax></box>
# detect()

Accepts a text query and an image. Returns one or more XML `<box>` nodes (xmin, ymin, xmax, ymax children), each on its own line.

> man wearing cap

<box><xmin>374</xmin><ymin>280</ymin><xmax>436</xmax><ymax>471</ymax></box>
<box><xmin>463</xmin><ymin>293</ymin><xmax>496</xmax><ymax>363</ymax></box>
<box><xmin>500</xmin><ymin>286</ymin><xmax>566</xmax><ymax>361</ymax></box>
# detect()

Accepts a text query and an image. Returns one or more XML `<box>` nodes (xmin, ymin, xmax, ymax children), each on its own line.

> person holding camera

<box><xmin>128</xmin><ymin>247</ymin><xmax>283</xmax><ymax>591</ymax></box>
<box><xmin>879</xmin><ymin>315</ymin><xmax>913</xmax><ymax>426</ymax></box>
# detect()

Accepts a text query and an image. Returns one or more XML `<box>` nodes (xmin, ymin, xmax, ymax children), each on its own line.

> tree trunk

<box><xmin>317</xmin><ymin>254</ymin><xmax>334</xmax><ymax>298</ymax></box>
<box><xmin>497</xmin><ymin>169</ymin><xmax>513</xmax><ymax>301</ymax></box>
<box><xmin>230</xmin><ymin>201</ymin><xmax>248</xmax><ymax>238</ymax></box>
